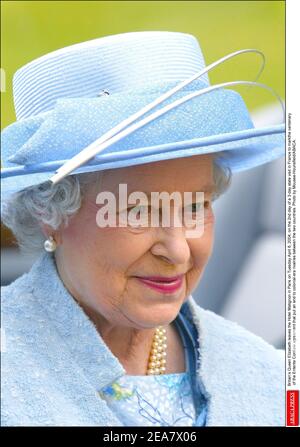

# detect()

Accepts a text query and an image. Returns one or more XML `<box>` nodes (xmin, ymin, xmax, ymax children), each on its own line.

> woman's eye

<box><xmin>186</xmin><ymin>202</ymin><xmax>204</xmax><ymax>213</ymax></box>
<box><xmin>119</xmin><ymin>201</ymin><xmax>212</xmax><ymax>228</ymax></box>
<box><xmin>126</xmin><ymin>204</ymin><xmax>151</xmax><ymax>227</ymax></box>
<box><xmin>128</xmin><ymin>204</ymin><xmax>149</xmax><ymax>214</ymax></box>
<box><xmin>184</xmin><ymin>201</ymin><xmax>211</xmax><ymax>220</ymax></box>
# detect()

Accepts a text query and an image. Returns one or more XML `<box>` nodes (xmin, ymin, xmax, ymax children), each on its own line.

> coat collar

<box><xmin>29</xmin><ymin>252</ymin><xmax>126</xmax><ymax>391</ymax></box>
<box><xmin>26</xmin><ymin>251</ymin><xmax>283</xmax><ymax>426</ymax></box>
<box><xmin>187</xmin><ymin>295</ymin><xmax>284</xmax><ymax>426</ymax></box>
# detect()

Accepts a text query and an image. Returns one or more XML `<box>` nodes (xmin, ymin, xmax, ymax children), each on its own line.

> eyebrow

<box><xmin>123</xmin><ymin>185</ymin><xmax>216</xmax><ymax>198</ymax></box>
<box><xmin>196</xmin><ymin>184</ymin><xmax>216</xmax><ymax>193</ymax></box>
<box><xmin>111</xmin><ymin>184</ymin><xmax>216</xmax><ymax>213</ymax></box>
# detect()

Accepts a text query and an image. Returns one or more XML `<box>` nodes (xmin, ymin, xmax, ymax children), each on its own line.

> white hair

<box><xmin>1</xmin><ymin>155</ymin><xmax>232</xmax><ymax>254</ymax></box>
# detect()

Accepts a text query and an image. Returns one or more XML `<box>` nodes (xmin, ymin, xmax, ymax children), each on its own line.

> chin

<box><xmin>134</xmin><ymin>302</ymin><xmax>183</xmax><ymax>327</ymax></box>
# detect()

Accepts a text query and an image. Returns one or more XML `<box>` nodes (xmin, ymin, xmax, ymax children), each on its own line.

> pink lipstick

<box><xmin>134</xmin><ymin>275</ymin><xmax>184</xmax><ymax>294</ymax></box>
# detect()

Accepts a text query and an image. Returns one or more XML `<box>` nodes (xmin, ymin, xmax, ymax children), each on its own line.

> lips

<box><xmin>138</xmin><ymin>275</ymin><xmax>183</xmax><ymax>282</ymax></box>
<box><xmin>134</xmin><ymin>274</ymin><xmax>184</xmax><ymax>294</ymax></box>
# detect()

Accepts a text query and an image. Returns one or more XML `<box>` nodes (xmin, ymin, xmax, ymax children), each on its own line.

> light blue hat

<box><xmin>1</xmin><ymin>31</ymin><xmax>285</xmax><ymax>199</ymax></box>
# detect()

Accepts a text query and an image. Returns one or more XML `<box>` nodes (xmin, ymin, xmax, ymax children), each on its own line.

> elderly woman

<box><xmin>1</xmin><ymin>31</ymin><xmax>285</xmax><ymax>427</ymax></box>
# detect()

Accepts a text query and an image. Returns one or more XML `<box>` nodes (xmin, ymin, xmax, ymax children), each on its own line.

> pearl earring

<box><xmin>44</xmin><ymin>235</ymin><xmax>57</xmax><ymax>252</ymax></box>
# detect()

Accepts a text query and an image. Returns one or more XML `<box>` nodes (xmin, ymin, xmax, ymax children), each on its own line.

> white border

<box><xmin>286</xmin><ymin>0</ymin><xmax>300</xmax><ymax>427</ymax></box>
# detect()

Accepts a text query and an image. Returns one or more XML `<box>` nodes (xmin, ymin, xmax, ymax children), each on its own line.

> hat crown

<box><xmin>13</xmin><ymin>31</ymin><xmax>209</xmax><ymax>120</ymax></box>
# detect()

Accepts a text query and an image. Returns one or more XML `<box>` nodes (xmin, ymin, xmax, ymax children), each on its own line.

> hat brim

<box><xmin>1</xmin><ymin>123</ymin><xmax>284</xmax><ymax>200</ymax></box>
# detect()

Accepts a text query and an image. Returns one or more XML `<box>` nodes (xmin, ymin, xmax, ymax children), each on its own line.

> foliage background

<box><xmin>1</xmin><ymin>0</ymin><xmax>285</xmax><ymax>129</ymax></box>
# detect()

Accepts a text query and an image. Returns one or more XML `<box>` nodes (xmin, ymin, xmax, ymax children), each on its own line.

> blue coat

<box><xmin>1</xmin><ymin>252</ymin><xmax>285</xmax><ymax>426</ymax></box>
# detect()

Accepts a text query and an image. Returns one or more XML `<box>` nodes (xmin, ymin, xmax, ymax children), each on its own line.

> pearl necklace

<box><xmin>146</xmin><ymin>326</ymin><xmax>167</xmax><ymax>375</ymax></box>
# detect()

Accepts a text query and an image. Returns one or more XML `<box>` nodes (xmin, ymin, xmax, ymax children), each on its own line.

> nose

<box><xmin>150</xmin><ymin>226</ymin><xmax>191</xmax><ymax>266</ymax></box>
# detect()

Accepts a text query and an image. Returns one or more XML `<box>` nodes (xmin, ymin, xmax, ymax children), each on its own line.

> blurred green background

<box><xmin>1</xmin><ymin>0</ymin><xmax>285</xmax><ymax>131</ymax></box>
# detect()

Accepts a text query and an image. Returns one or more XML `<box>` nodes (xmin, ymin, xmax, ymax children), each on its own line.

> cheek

<box><xmin>77</xmin><ymin>225</ymin><xmax>155</xmax><ymax>282</ymax></box>
<box><xmin>187</xmin><ymin>220</ymin><xmax>215</xmax><ymax>280</ymax></box>
<box><xmin>60</xmin><ymin>218</ymin><xmax>88</xmax><ymax>253</ymax></box>
<box><xmin>96</xmin><ymin>226</ymin><xmax>153</xmax><ymax>257</ymax></box>
<box><xmin>202</xmin><ymin>207</ymin><xmax>215</xmax><ymax>254</ymax></box>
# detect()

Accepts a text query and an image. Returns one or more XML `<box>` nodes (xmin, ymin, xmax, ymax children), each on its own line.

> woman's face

<box><xmin>54</xmin><ymin>154</ymin><xmax>215</xmax><ymax>329</ymax></box>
